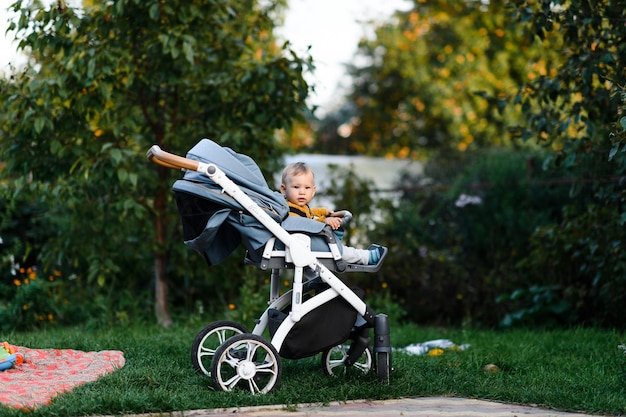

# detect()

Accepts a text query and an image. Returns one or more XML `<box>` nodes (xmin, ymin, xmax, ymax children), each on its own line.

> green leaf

<box><xmin>129</xmin><ymin>172</ymin><xmax>138</xmax><ymax>187</ymax></box>
<box><xmin>183</xmin><ymin>41</ymin><xmax>194</xmax><ymax>64</ymax></box>
<box><xmin>98</xmin><ymin>83</ymin><xmax>111</xmax><ymax>101</ymax></box>
<box><xmin>149</xmin><ymin>3</ymin><xmax>159</xmax><ymax>20</ymax></box>
<box><xmin>110</xmin><ymin>148</ymin><xmax>123</xmax><ymax>165</ymax></box>
<box><xmin>563</xmin><ymin>152</ymin><xmax>576</xmax><ymax>168</ymax></box>
<box><xmin>117</xmin><ymin>168</ymin><xmax>128</xmax><ymax>182</ymax></box>
<box><xmin>34</xmin><ymin>117</ymin><xmax>47</xmax><ymax>134</ymax></box>
<box><xmin>158</xmin><ymin>34</ymin><xmax>171</xmax><ymax>55</ymax></box>
<box><xmin>69</xmin><ymin>157</ymin><xmax>82</xmax><ymax>174</ymax></box>
<box><xmin>608</xmin><ymin>143</ymin><xmax>619</xmax><ymax>161</ymax></box>
<box><xmin>50</xmin><ymin>140</ymin><xmax>62</xmax><ymax>155</ymax></box>
<box><xmin>87</xmin><ymin>58</ymin><xmax>95</xmax><ymax>79</ymax></box>
<box><xmin>123</xmin><ymin>199</ymin><xmax>135</xmax><ymax>211</ymax></box>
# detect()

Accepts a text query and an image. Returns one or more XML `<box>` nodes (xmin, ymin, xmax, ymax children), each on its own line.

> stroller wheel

<box><xmin>190</xmin><ymin>320</ymin><xmax>248</xmax><ymax>377</ymax></box>
<box><xmin>211</xmin><ymin>333</ymin><xmax>282</xmax><ymax>394</ymax></box>
<box><xmin>375</xmin><ymin>351</ymin><xmax>391</xmax><ymax>384</ymax></box>
<box><xmin>321</xmin><ymin>344</ymin><xmax>373</xmax><ymax>376</ymax></box>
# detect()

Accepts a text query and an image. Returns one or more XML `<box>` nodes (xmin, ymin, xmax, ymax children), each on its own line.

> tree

<box><xmin>0</xmin><ymin>0</ymin><xmax>311</xmax><ymax>326</ymax></box>
<box><xmin>507</xmin><ymin>0</ymin><xmax>626</xmax><ymax>163</ymax></box>
<box><xmin>501</xmin><ymin>0</ymin><xmax>626</xmax><ymax>327</ymax></box>
<box><xmin>318</xmin><ymin>0</ymin><xmax>561</xmax><ymax>157</ymax></box>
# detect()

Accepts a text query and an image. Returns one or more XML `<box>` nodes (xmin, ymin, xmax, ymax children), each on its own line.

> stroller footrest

<box><xmin>344</xmin><ymin>245</ymin><xmax>388</xmax><ymax>273</ymax></box>
<box><xmin>344</xmin><ymin>263</ymin><xmax>383</xmax><ymax>273</ymax></box>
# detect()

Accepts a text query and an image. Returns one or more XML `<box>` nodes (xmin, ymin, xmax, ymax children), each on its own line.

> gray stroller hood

<box><xmin>173</xmin><ymin>139</ymin><xmax>290</xmax><ymax>265</ymax></box>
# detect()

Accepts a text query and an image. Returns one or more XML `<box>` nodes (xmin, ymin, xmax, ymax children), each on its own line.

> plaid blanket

<box><xmin>0</xmin><ymin>346</ymin><xmax>125</xmax><ymax>410</ymax></box>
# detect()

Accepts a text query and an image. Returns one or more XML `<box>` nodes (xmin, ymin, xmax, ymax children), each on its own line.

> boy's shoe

<box><xmin>368</xmin><ymin>244</ymin><xmax>388</xmax><ymax>266</ymax></box>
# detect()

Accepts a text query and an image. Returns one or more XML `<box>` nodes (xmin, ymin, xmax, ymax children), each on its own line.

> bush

<box><xmin>497</xmin><ymin>138</ymin><xmax>626</xmax><ymax>328</ymax></box>
<box><xmin>505</xmin><ymin>204</ymin><xmax>626</xmax><ymax>327</ymax></box>
<box><xmin>365</xmin><ymin>148</ymin><xmax>575</xmax><ymax>327</ymax></box>
<box><xmin>0</xmin><ymin>187</ymin><xmax>153</xmax><ymax>330</ymax></box>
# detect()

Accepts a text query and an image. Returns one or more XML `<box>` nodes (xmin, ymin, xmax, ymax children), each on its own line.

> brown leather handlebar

<box><xmin>146</xmin><ymin>145</ymin><xmax>199</xmax><ymax>171</ymax></box>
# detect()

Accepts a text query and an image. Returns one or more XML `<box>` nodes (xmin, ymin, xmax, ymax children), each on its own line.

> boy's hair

<box><xmin>281</xmin><ymin>162</ymin><xmax>315</xmax><ymax>185</ymax></box>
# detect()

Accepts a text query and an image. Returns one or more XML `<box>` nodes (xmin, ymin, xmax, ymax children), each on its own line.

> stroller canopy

<box><xmin>173</xmin><ymin>139</ymin><xmax>289</xmax><ymax>265</ymax></box>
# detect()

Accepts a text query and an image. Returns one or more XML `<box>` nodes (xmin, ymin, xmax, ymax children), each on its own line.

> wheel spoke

<box><xmin>255</xmin><ymin>358</ymin><xmax>276</xmax><ymax>370</ymax></box>
<box><xmin>329</xmin><ymin>359</ymin><xmax>344</xmax><ymax>368</ymax></box>
<box><xmin>353</xmin><ymin>361</ymin><xmax>369</xmax><ymax>372</ymax></box>
<box><xmin>216</xmin><ymin>329</ymin><xmax>230</xmax><ymax>344</ymax></box>
<box><xmin>224</xmin><ymin>350</ymin><xmax>243</xmax><ymax>367</ymax></box>
<box><xmin>248</xmin><ymin>377</ymin><xmax>261</xmax><ymax>394</ymax></box>
<box><xmin>198</xmin><ymin>346</ymin><xmax>217</xmax><ymax>357</ymax></box>
<box><xmin>255</xmin><ymin>365</ymin><xmax>277</xmax><ymax>376</ymax></box>
<box><xmin>224</xmin><ymin>374</ymin><xmax>242</xmax><ymax>390</ymax></box>
<box><xmin>245</xmin><ymin>342</ymin><xmax>259</xmax><ymax>361</ymax></box>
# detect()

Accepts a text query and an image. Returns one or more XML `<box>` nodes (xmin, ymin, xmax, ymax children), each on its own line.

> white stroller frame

<box><xmin>147</xmin><ymin>143</ymin><xmax>392</xmax><ymax>394</ymax></box>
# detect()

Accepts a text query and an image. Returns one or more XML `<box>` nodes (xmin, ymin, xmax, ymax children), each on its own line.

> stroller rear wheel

<box><xmin>191</xmin><ymin>320</ymin><xmax>248</xmax><ymax>376</ymax></box>
<box><xmin>321</xmin><ymin>344</ymin><xmax>372</xmax><ymax>376</ymax></box>
<box><xmin>211</xmin><ymin>333</ymin><xmax>282</xmax><ymax>394</ymax></box>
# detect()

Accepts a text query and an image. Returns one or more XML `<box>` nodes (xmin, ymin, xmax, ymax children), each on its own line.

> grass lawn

<box><xmin>1</xmin><ymin>318</ymin><xmax>624</xmax><ymax>417</ymax></box>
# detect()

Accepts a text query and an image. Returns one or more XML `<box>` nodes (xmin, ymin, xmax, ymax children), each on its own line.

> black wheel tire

<box><xmin>376</xmin><ymin>351</ymin><xmax>391</xmax><ymax>384</ymax></box>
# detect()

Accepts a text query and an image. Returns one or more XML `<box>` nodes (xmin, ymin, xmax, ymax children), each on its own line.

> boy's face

<box><xmin>281</xmin><ymin>172</ymin><xmax>316</xmax><ymax>206</ymax></box>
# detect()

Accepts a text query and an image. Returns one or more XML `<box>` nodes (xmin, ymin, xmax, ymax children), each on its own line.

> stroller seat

<box><xmin>172</xmin><ymin>140</ymin><xmax>386</xmax><ymax>273</ymax></box>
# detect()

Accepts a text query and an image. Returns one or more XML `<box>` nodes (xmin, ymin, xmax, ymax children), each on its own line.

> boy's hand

<box><xmin>324</xmin><ymin>217</ymin><xmax>342</xmax><ymax>230</ymax></box>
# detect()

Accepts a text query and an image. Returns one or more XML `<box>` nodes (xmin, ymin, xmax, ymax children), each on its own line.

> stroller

<box><xmin>147</xmin><ymin>139</ymin><xmax>392</xmax><ymax>394</ymax></box>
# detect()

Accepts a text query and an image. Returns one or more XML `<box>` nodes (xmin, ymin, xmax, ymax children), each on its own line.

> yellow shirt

<box><xmin>286</xmin><ymin>200</ymin><xmax>327</xmax><ymax>222</ymax></box>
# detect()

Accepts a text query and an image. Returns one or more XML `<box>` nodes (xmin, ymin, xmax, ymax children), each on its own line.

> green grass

<box><xmin>1</xmin><ymin>319</ymin><xmax>624</xmax><ymax>416</ymax></box>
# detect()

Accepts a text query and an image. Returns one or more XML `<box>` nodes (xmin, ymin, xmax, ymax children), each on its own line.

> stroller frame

<box><xmin>147</xmin><ymin>141</ymin><xmax>392</xmax><ymax>394</ymax></box>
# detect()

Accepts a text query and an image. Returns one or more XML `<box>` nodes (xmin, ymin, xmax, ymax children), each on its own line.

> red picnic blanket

<box><xmin>0</xmin><ymin>346</ymin><xmax>125</xmax><ymax>410</ymax></box>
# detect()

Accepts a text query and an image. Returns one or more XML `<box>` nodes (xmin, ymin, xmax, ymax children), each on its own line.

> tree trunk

<box><xmin>154</xmin><ymin>172</ymin><xmax>173</xmax><ymax>327</ymax></box>
<box><xmin>154</xmin><ymin>252</ymin><xmax>172</xmax><ymax>327</ymax></box>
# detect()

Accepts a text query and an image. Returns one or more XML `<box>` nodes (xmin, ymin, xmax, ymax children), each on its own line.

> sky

<box><xmin>276</xmin><ymin>0</ymin><xmax>411</xmax><ymax>114</ymax></box>
<box><xmin>0</xmin><ymin>0</ymin><xmax>411</xmax><ymax>115</ymax></box>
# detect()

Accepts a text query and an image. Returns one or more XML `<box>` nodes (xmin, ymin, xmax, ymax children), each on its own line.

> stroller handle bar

<box><xmin>146</xmin><ymin>145</ymin><xmax>200</xmax><ymax>171</ymax></box>
<box><xmin>330</xmin><ymin>210</ymin><xmax>352</xmax><ymax>226</ymax></box>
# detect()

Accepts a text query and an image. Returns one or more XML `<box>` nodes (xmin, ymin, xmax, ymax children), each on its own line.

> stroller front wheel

<box><xmin>211</xmin><ymin>333</ymin><xmax>282</xmax><ymax>394</ymax></box>
<box><xmin>191</xmin><ymin>320</ymin><xmax>248</xmax><ymax>376</ymax></box>
<box><xmin>375</xmin><ymin>351</ymin><xmax>391</xmax><ymax>384</ymax></box>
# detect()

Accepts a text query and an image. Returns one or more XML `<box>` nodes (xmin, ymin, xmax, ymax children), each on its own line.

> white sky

<box><xmin>277</xmin><ymin>0</ymin><xmax>411</xmax><ymax>114</ymax></box>
<box><xmin>0</xmin><ymin>0</ymin><xmax>411</xmax><ymax>114</ymax></box>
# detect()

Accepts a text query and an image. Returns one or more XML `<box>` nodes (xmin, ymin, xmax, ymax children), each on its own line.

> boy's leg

<box><xmin>341</xmin><ymin>246</ymin><xmax>370</xmax><ymax>264</ymax></box>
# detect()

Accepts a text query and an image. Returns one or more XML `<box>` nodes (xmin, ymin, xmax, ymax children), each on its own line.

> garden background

<box><xmin>1</xmin><ymin>0</ymin><xmax>625</xmax><ymax>333</ymax></box>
